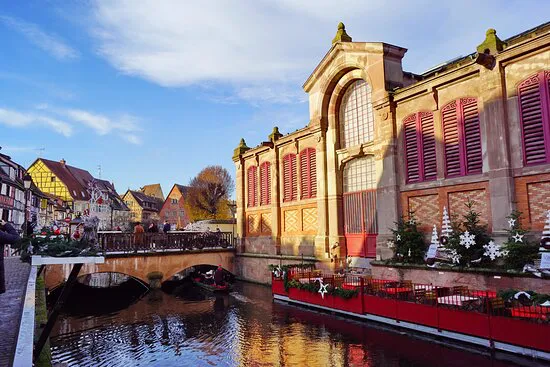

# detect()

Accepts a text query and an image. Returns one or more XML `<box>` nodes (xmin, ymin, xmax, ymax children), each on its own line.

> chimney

<box><xmin>60</xmin><ymin>159</ymin><xmax>66</xmax><ymax>165</ymax></box>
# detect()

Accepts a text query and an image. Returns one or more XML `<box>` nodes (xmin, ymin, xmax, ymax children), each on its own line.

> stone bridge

<box><xmin>43</xmin><ymin>231</ymin><xmax>236</xmax><ymax>289</ymax></box>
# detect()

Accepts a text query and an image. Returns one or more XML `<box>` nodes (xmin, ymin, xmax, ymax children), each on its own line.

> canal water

<box><xmin>50</xmin><ymin>282</ymin><xmax>535</xmax><ymax>367</ymax></box>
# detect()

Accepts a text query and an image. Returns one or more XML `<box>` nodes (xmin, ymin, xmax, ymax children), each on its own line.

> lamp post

<box><xmin>227</xmin><ymin>201</ymin><xmax>237</xmax><ymax>246</ymax></box>
<box><xmin>65</xmin><ymin>205</ymin><xmax>72</xmax><ymax>238</ymax></box>
<box><xmin>23</xmin><ymin>174</ymin><xmax>32</xmax><ymax>237</ymax></box>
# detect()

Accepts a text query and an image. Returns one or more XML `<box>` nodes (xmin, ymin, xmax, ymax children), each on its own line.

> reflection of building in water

<box><xmin>78</xmin><ymin>273</ymin><xmax>131</xmax><ymax>287</ymax></box>
<box><xmin>233</xmin><ymin>22</ymin><xmax>550</xmax><ymax>281</ymax></box>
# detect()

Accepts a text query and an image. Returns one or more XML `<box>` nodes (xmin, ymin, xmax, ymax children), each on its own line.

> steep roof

<box><xmin>39</xmin><ymin>158</ymin><xmax>90</xmax><ymax>200</ymax></box>
<box><xmin>174</xmin><ymin>184</ymin><xmax>190</xmax><ymax>196</ymax></box>
<box><xmin>128</xmin><ymin>190</ymin><xmax>163</xmax><ymax>212</ymax></box>
<box><xmin>140</xmin><ymin>184</ymin><xmax>164</xmax><ymax>201</ymax></box>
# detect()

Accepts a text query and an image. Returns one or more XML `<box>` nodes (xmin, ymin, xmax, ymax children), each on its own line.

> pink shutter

<box><xmin>443</xmin><ymin>101</ymin><xmax>461</xmax><ymax>177</ymax></box>
<box><xmin>283</xmin><ymin>155</ymin><xmax>297</xmax><ymax>202</ymax></box>
<box><xmin>519</xmin><ymin>72</ymin><xmax>548</xmax><ymax>165</ymax></box>
<box><xmin>461</xmin><ymin>98</ymin><xmax>482</xmax><ymax>174</ymax></box>
<box><xmin>290</xmin><ymin>154</ymin><xmax>297</xmax><ymax>201</ymax></box>
<box><xmin>247</xmin><ymin>166</ymin><xmax>257</xmax><ymax>207</ymax></box>
<box><xmin>261</xmin><ymin>162</ymin><xmax>271</xmax><ymax>205</ymax></box>
<box><xmin>283</xmin><ymin>156</ymin><xmax>290</xmax><ymax>202</ymax></box>
<box><xmin>420</xmin><ymin>112</ymin><xmax>437</xmax><ymax>180</ymax></box>
<box><xmin>309</xmin><ymin>149</ymin><xmax>317</xmax><ymax>198</ymax></box>
<box><xmin>403</xmin><ymin>114</ymin><xmax>420</xmax><ymax>183</ymax></box>
<box><xmin>300</xmin><ymin>150</ymin><xmax>308</xmax><ymax>199</ymax></box>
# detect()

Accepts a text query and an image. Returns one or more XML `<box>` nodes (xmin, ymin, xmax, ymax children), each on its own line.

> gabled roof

<box><xmin>174</xmin><ymin>184</ymin><xmax>190</xmax><ymax>196</ymax></box>
<box><xmin>39</xmin><ymin>158</ymin><xmax>91</xmax><ymax>200</ymax></box>
<box><xmin>140</xmin><ymin>184</ymin><xmax>164</xmax><ymax>201</ymax></box>
<box><xmin>127</xmin><ymin>190</ymin><xmax>163</xmax><ymax>212</ymax></box>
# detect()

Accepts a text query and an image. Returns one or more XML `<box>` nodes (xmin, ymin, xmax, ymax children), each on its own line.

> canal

<box><xmin>50</xmin><ymin>281</ymin><xmax>535</xmax><ymax>367</ymax></box>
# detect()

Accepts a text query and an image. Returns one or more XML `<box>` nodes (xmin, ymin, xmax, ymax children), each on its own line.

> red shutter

<box><xmin>260</xmin><ymin>162</ymin><xmax>271</xmax><ymax>205</ymax></box>
<box><xmin>300</xmin><ymin>148</ymin><xmax>317</xmax><ymax>199</ymax></box>
<box><xmin>442</xmin><ymin>101</ymin><xmax>462</xmax><ymax>177</ymax></box>
<box><xmin>309</xmin><ymin>149</ymin><xmax>317</xmax><ymax>198</ymax></box>
<box><xmin>283</xmin><ymin>154</ymin><xmax>297</xmax><ymax>202</ymax></box>
<box><xmin>403</xmin><ymin>114</ymin><xmax>419</xmax><ymax>182</ymax></box>
<box><xmin>519</xmin><ymin>72</ymin><xmax>548</xmax><ymax>165</ymax></box>
<box><xmin>461</xmin><ymin>98</ymin><xmax>482</xmax><ymax>174</ymax></box>
<box><xmin>247</xmin><ymin>166</ymin><xmax>257</xmax><ymax>207</ymax></box>
<box><xmin>420</xmin><ymin>112</ymin><xmax>437</xmax><ymax>180</ymax></box>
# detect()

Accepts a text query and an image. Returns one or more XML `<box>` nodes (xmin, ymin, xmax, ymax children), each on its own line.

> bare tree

<box><xmin>184</xmin><ymin>166</ymin><xmax>234</xmax><ymax>221</ymax></box>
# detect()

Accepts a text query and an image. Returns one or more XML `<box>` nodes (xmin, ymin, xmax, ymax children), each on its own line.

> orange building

<box><xmin>159</xmin><ymin>184</ymin><xmax>190</xmax><ymax>229</ymax></box>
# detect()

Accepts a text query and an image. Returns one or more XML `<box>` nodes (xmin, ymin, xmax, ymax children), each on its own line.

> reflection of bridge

<box><xmin>44</xmin><ymin>232</ymin><xmax>236</xmax><ymax>290</ymax></box>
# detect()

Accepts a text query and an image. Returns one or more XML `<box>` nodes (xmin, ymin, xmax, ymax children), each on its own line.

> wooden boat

<box><xmin>192</xmin><ymin>278</ymin><xmax>232</xmax><ymax>293</ymax></box>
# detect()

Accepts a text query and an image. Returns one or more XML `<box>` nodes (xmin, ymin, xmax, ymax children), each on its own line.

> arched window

<box><xmin>518</xmin><ymin>71</ymin><xmax>550</xmax><ymax>165</ymax></box>
<box><xmin>403</xmin><ymin>112</ymin><xmax>437</xmax><ymax>183</ymax></box>
<box><xmin>259</xmin><ymin>162</ymin><xmax>271</xmax><ymax>206</ymax></box>
<box><xmin>282</xmin><ymin>154</ymin><xmax>297</xmax><ymax>202</ymax></box>
<box><xmin>300</xmin><ymin>148</ymin><xmax>317</xmax><ymax>199</ymax></box>
<box><xmin>340</xmin><ymin>80</ymin><xmax>374</xmax><ymax>148</ymax></box>
<box><xmin>442</xmin><ymin>98</ymin><xmax>482</xmax><ymax>177</ymax></box>
<box><xmin>247</xmin><ymin>166</ymin><xmax>257</xmax><ymax>207</ymax></box>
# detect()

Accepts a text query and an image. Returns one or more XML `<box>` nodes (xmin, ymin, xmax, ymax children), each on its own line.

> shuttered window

<box><xmin>519</xmin><ymin>71</ymin><xmax>550</xmax><ymax>166</ymax></box>
<box><xmin>259</xmin><ymin>162</ymin><xmax>271</xmax><ymax>206</ymax></box>
<box><xmin>300</xmin><ymin>148</ymin><xmax>317</xmax><ymax>199</ymax></box>
<box><xmin>340</xmin><ymin>80</ymin><xmax>375</xmax><ymax>148</ymax></box>
<box><xmin>403</xmin><ymin>112</ymin><xmax>437</xmax><ymax>183</ymax></box>
<box><xmin>247</xmin><ymin>166</ymin><xmax>257</xmax><ymax>207</ymax></box>
<box><xmin>283</xmin><ymin>154</ymin><xmax>297</xmax><ymax>202</ymax></box>
<box><xmin>442</xmin><ymin>98</ymin><xmax>482</xmax><ymax>177</ymax></box>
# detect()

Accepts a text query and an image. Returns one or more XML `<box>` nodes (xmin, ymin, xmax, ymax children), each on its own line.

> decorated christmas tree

<box><xmin>390</xmin><ymin>212</ymin><xmax>426</xmax><ymax>264</ymax></box>
<box><xmin>441</xmin><ymin>206</ymin><xmax>452</xmax><ymax>238</ymax></box>
<box><xmin>443</xmin><ymin>200</ymin><xmax>495</xmax><ymax>267</ymax></box>
<box><xmin>540</xmin><ymin>209</ymin><xmax>550</xmax><ymax>252</ymax></box>
<box><xmin>502</xmin><ymin>211</ymin><xmax>538</xmax><ymax>269</ymax></box>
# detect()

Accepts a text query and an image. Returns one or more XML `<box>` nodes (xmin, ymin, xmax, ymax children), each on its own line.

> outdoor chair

<box><xmin>489</xmin><ymin>297</ymin><xmax>507</xmax><ymax>316</ymax></box>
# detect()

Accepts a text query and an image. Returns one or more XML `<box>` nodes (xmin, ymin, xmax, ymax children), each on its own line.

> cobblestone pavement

<box><xmin>0</xmin><ymin>257</ymin><xmax>31</xmax><ymax>367</ymax></box>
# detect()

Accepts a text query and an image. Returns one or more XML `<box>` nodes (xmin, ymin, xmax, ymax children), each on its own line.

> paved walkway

<box><xmin>0</xmin><ymin>257</ymin><xmax>30</xmax><ymax>367</ymax></box>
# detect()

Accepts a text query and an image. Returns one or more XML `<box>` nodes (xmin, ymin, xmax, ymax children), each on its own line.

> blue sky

<box><xmin>1</xmin><ymin>1</ymin><xmax>549</xmax><ymax>196</ymax></box>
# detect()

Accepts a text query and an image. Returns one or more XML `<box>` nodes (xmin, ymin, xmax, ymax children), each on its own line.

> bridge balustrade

<box><xmin>98</xmin><ymin>231</ymin><xmax>234</xmax><ymax>254</ymax></box>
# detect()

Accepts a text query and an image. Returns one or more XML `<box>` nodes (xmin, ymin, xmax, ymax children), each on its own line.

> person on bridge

<box><xmin>163</xmin><ymin>221</ymin><xmax>171</xmax><ymax>233</ymax></box>
<box><xmin>0</xmin><ymin>220</ymin><xmax>20</xmax><ymax>294</ymax></box>
<box><xmin>134</xmin><ymin>222</ymin><xmax>145</xmax><ymax>249</ymax></box>
<box><xmin>214</xmin><ymin>265</ymin><xmax>225</xmax><ymax>287</ymax></box>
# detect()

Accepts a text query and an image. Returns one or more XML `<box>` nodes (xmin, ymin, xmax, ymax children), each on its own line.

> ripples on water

<box><xmin>50</xmin><ymin>282</ymin><xmax>531</xmax><ymax>367</ymax></box>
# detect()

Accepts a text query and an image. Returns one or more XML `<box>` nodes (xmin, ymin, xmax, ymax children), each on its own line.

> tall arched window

<box><xmin>442</xmin><ymin>98</ymin><xmax>482</xmax><ymax>177</ymax></box>
<box><xmin>342</xmin><ymin>156</ymin><xmax>377</xmax><ymax>257</ymax></box>
<box><xmin>340</xmin><ymin>80</ymin><xmax>374</xmax><ymax>148</ymax></box>
<box><xmin>518</xmin><ymin>71</ymin><xmax>550</xmax><ymax>165</ymax></box>
<box><xmin>282</xmin><ymin>154</ymin><xmax>297</xmax><ymax>202</ymax></box>
<box><xmin>300</xmin><ymin>148</ymin><xmax>317</xmax><ymax>199</ymax></box>
<box><xmin>259</xmin><ymin>162</ymin><xmax>271</xmax><ymax>206</ymax></box>
<box><xmin>247</xmin><ymin>166</ymin><xmax>257</xmax><ymax>207</ymax></box>
<box><xmin>403</xmin><ymin>111</ymin><xmax>437</xmax><ymax>183</ymax></box>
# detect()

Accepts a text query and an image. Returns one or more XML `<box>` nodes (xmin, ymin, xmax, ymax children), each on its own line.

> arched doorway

<box><xmin>342</xmin><ymin>156</ymin><xmax>378</xmax><ymax>257</ymax></box>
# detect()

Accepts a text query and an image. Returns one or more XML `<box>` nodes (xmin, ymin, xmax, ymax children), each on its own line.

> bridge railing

<box><xmin>98</xmin><ymin>231</ymin><xmax>235</xmax><ymax>253</ymax></box>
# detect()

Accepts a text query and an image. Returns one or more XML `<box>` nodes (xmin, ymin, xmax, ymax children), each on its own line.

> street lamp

<box><xmin>23</xmin><ymin>174</ymin><xmax>32</xmax><ymax>237</ymax></box>
<box><xmin>227</xmin><ymin>201</ymin><xmax>237</xmax><ymax>245</ymax></box>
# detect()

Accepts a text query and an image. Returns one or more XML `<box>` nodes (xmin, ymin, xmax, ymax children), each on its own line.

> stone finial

<box><xmin>476</xmin><ymin>28</ymin><xmax>506</xmax><ymax>55</ymax></box>
<box><xmin>332</xmin><ymin>22</ymin><xmax>352</xmax><ymax>44</ymax></box>
<box><xmin>232</xmin><ymin>138</ymin><xmax>250</xmax><ymax>161</ymax></box>
<box><xmin>268</xmin><ymin>126</ymin><xmax>283</xmax><ymax>143</ymax></box>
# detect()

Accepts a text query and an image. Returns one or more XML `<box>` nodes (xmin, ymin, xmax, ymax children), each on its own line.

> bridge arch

<box><xmin>44</xmin><ymin>249</ymin><xmax>235</xmax><ymax>290</ymax></box>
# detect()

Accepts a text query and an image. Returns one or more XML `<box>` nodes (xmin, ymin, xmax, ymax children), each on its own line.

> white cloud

<box><xmin>0</xmin><ymin>108</ymin><xmax>73</xmax><ymax>136</ymax></box>
<box><xmin>86</xmin><ymin>0</ymin><xmax>550</xmax><ymax>104</ymax></box>
<box><xmin>0</xmin><ymin>15</ymin><xmax>79</xmax><ymax>61</ymax></box>
<box><xmin>122</xmin><ymin>134</ymin><xmax>142</xmax><ymax>145</ymax></box>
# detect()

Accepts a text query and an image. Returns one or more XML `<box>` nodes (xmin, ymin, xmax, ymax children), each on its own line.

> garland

<box><xmin>14</xmin><ymin>233</ymin><xmax>98</xmax><ymax>263</ymax></box>
<box><xmin>284</xmin><ymin>276</ymin><xmax>358</xmax><ymax>299</ymax></box>
<box><xmin>268</xmin><ymin>263</ymin><xmax>316</xmax><ymax>291</ymax></box>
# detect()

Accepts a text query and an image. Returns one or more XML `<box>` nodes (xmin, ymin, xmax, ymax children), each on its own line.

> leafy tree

<box><xmin>502</xmin><ymin>211</ymin><xmax>539</xmax><ymax>270</ymax></box>
<box><xmin>391</xmin><ymin>212</ymin><xmax>426</xmax><ymax>264</ymax></box>
<box><xmin>184</xmin><ymin>166</ymin><xmax>235</xmax><ymax>221</ymax></box>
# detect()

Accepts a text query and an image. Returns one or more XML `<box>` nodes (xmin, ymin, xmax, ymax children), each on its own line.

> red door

<box><xmin>343</xmin><ymin>190</ymin><xmax>377</xmax><ymax>257</ymax></box>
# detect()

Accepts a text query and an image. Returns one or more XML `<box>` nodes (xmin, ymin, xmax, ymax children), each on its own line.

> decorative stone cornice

<box><xmin>268</xmin><ymin>126</ymin><xmax>283</xmax><ymax>143</ymax></box>
<box><xmin>332</xmin><ymin>22</ymin><xmax>352</xmax><ymax>44</ymax></box>
<box><xmin>477</xmin><ymin>28</ymin><xmax>506</xmax><ymax>55</ymax></box>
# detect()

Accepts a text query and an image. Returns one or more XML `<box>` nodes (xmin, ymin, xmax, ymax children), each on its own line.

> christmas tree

<box><xmin>390</xmin><ymin>212</ymin><xmax>427</xmax><ymax>264</ymax></box>
<box><xmin>541</xmin><ymin>209</ymin><xmax>550</xmax><ymax>252</ymax></box>
<box><xmin>502</xmin><ymin>211</ymin><xmax>538</xmax><ymax>269</ymax></box>
<box><xmin>441</xmin><ymin>206</ymin><xmax>452</xmax><ymax>238</ymax></box>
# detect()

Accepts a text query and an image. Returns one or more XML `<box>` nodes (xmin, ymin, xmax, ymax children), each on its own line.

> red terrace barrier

<box><xmin>272</xmin><ymin>270</ymin><xmax>550</xmax><ymax>355</ymax></box>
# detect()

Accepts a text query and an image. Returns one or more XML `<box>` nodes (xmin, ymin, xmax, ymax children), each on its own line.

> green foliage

<box><xmin>390</xmin><ymin>212</ymin><xmax>427</xmax><ymax>264</ymax></box>
<box><xmin>14</xmin><ymin>232</ymin><xmax>98</xmax><ymax>263</ymax></box>
<box><xmin>497</xmin><ymin>288</ymin><xmax>550</xmax><ymax>306</ymax></box>
<box><xmin>444</xmin><ymin>200</ymin><xmax>493</xmax><ymax>267</ymax></box>
<box><xmin>278</xmin><ymin>269</ymin><xmax>359</xmax><ymax>300</ymax></box>
<box><xmin>502</xmin><ymin>211</ymin><xmax>539</xmax><ymax>269</ymax></box>
<box><xmin>268</xmin><ymin>263</ymin><xmax>316</xmax><ymax>292</ymax></box>
<box><xmin>329</xmin><ymin>287</ymin><xmax>358</xmax><ymax>299</ymax></box>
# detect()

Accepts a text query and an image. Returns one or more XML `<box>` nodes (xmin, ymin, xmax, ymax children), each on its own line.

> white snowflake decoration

<box><xmin>396</xmin><ymin>234</ymin><xmax>401</xmax><ymax>242</ymax></box>
<box><xmin>318</xmin><ymin>281</ymin><xmax>329</xmax><ymax>299</ymax></box>
<box><xmin>448</xmin><ymin>249</ymin><xmax>461</xmax><ymax>264</ymax></box>
<box><xmin>408</xmin><ymin>248</ymin><xmax>411</xmax><ymax>257</ymax></box>
<box><xmin>483</xmin><ymin>240</ymin><xmax>506</xmax><ymax>261</ymax></box>
<box><xmin>512</xmin><ymin>233</ymin><xmax>524</xmax><ymax>243</ymax></box>
<box><xmin>508</xmin><ymin>218</ymin><xmax>516</xmax><ymax>228</ymax></box>
<box><xmin>408</xmin><ymin>217</ymin><xmax>416</xmax><ymax>225</ymax></box>
<box><xmin>386</xmin><ymin>240</ymin><xmax>395</xmax><ymax>249</ymax></box>
<box><xmin>459</xmin><ymin>231</ymin><xmax>476</xmax><ymax>249</ymax></box>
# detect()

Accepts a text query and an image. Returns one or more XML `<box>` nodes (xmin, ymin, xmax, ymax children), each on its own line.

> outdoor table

<box><xmin>437</xmin><ymin>295</ymin><xmax>479</xmax><ymax>307</ymax></box>
<box><xmin>511</xmin><ymin>306</ymin><xmax>549</xmax><ymax>320</ymax></box>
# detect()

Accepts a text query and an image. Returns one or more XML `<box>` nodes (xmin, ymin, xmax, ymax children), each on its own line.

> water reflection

<box><xmin>51</xmin><ymin>282</ymin><xmax>532</xmax><ymax>367</ymax></box>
